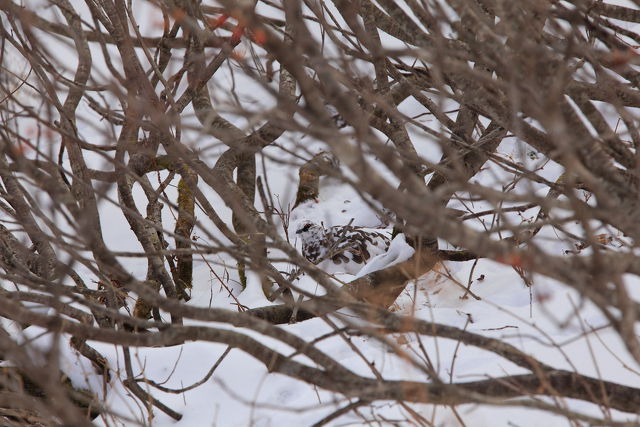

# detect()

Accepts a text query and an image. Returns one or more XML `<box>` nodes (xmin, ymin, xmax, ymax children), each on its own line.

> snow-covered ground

<box><xmin>9</xmin><ymin>155</ymin><xmax>638</xmax><ymax>426</ymax></box>
<box><xmin>3</xmin><ymin>1</ymin><xmax>640</xmax><ymax>426</ymax></box>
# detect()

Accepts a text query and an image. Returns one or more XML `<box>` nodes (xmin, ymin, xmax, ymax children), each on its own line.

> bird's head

<box><xmin>295</xmin><ymin>221</ymin><xmax>322</xmax><ymax>237</ymax></box>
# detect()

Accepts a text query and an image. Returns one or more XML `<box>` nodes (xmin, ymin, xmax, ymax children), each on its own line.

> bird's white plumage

<box><xmin>295</xmin><ymin>221</ymin><xmax>391</xmax><ymax>274</ymax></box>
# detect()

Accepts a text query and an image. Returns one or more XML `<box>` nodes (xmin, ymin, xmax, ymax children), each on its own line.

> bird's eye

<box><xmin>297</xmin><ymin>223</ymin><xmax>312</xmax><ymax>233</ymax></box>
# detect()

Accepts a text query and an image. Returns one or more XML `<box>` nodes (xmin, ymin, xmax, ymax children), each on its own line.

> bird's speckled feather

<box><xmin>295</xmin><ymin>221</ymin><xmax>391</xmax><ymax>274</ymax></box>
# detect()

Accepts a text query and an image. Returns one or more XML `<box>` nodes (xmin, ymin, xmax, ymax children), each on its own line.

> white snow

<box><xmin>355</xmin><ymin>233</ymin><xmax>415</xmax><ymax>278</ymax></box>
<box><xmin>39</xmin><ymin>167</ymin><xmax>638</xmax><ymax>427</ymax></box>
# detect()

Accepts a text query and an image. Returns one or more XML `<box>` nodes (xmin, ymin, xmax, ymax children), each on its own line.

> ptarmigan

<box><xmin>295</xmin><ymin>221</ymin><xmax>391</xmax><ymax>274</ymax></box>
